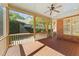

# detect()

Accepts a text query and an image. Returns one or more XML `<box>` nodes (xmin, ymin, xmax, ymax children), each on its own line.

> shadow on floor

<box><xmin>19</xmin><ymin>44</ymin><xmax>46</xmax><ymax>56</ymax></box>
<box><xmin>28</xmin><ymin>45</ymin><xmax>45</xmax><ymax>56</ymax></box>
<box><xmin>38</xmin><ymin>37</ymin><xmax>79</xmax><ymax>56</ymax></box>
<box><xmin>19</xmin><ymin>44</ymin><xmax>26</xmax><ymax>56</ymax></box>
<box><xmin>19</xmin><ymin>37</ymin><xmax>79</xmax><ymax>56</ymax></box>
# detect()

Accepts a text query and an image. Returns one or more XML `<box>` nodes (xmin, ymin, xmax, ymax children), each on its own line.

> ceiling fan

<box><xmin>45</xmin><ymin>3</ymin><xmax>62</xmax><ymax>15</ymax></box>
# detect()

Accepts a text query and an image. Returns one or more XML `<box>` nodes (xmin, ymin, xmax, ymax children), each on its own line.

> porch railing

<box><xmin>9</xmin><ymin>33</ymin><xmax>48</xmax><ymax>46</ymax></box>
<box><xmin>0</xmin><ymin>33</ymin><xmax>48</xmax><ymax>55</ymax></box>
<box><xmin>9</xmin><ymin>33</ymin><xmax>34</xmax><ymax>46</ymax></box>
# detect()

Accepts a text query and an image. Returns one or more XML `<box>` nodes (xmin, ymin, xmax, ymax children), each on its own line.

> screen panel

<box><xmin>9</xmin><ymin>10</ymin><xmax>34</xmax><ymax>34</ymax></box>
<box><xmin>36</xmin><ymin>16</ymin><xmax>46</xmax><ymax>33</ymax></box>
<box><xmin>0</xmin><ymin>6</ymin><xmax>3</xmax><ymax>37</ymax></box>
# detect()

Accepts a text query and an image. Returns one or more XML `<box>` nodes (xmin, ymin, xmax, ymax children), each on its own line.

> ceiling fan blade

<box><xmin>55</xmin><ymin>5</ymin><xmax>62</xmax><ymax>9</ymax></box>
<box><xmin>53</xmin><ymin>10</ymin><xmax>60</xmax><ymax>13</ymax></box>
<box><xmin>51</xmin><ymin>3</ymin><xmax>57</xmax><ymax>6</ymax></box>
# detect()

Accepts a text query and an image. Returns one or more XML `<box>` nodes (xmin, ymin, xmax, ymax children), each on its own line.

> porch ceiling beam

<box><xmin>8</xmin><ymin>3</ymin><xmax>51</xmax><ymax>20</ymax></box>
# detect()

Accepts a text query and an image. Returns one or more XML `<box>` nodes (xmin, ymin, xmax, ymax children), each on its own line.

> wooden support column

<box><xmin>50</xmin><ymin>19</ymin><xmax>53</xmax><ymax>37</ymax></box>
<box><xmin>45</xmin><ymin>19</ymin><xmax>49</xmax><ymax>37</ymax></box>
<box><xmin>34</xmin><ymin>16</ymin><xmax>36</xmax><ymax>39</ymax></box>
<box><xmin>45</xmin><ymin>19</ymin><xmax>48</xmax><ymax>33</ymax></box>
<box><xmin>3</xmin><ymin>3</ymin><xmax>9</xmax><ymax>48</ymax></box>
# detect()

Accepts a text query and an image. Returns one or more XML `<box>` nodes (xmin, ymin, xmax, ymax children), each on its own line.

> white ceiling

<box><xmin>12</xmin><ymin>3</ymin><xmax>79</xmax><ymax>19</ymax></box>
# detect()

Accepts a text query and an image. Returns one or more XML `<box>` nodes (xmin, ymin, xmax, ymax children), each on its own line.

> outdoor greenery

<box><xmin>0</xmin><ymin>9</ymin><xmax>3</xmax><ymax>15</ymax></box>
<box><xmin>30</xmin><ymin>16</ymin><xmax>46</xmax><ymax>33</ymax></box>
<box><xmin>9</xmin><ymin>11</ymin><xmax>25</xmax><ymax>34</ymax></box>
<box><xmin>9</xmin><ymin>10</ymin><xmax>34</xmax><ymax>34</ymax></box>
<box><xmin>35</xmin><ymin>17</ymin><xmax>46</xmax><ymax>32</ymax></box>
<box><xmin>9</xmin><ymin>10</ymin><xmax>51</xmax><ymax>34</ymax></box>
<box><xmin>0</xmin><ymin>6</ymin><xmax>3</xmax><ymax>37</ymax></box>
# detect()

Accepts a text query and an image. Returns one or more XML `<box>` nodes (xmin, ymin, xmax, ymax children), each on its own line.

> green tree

<box><xmin>9</xmin><ymin>12</ymin><xmax>25</xmax><ymax>34</ymax></box>
<box><xmin>0</xmin><ymin>7</ymin><xmax>3</xmax><ymax>15</ymax></box>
